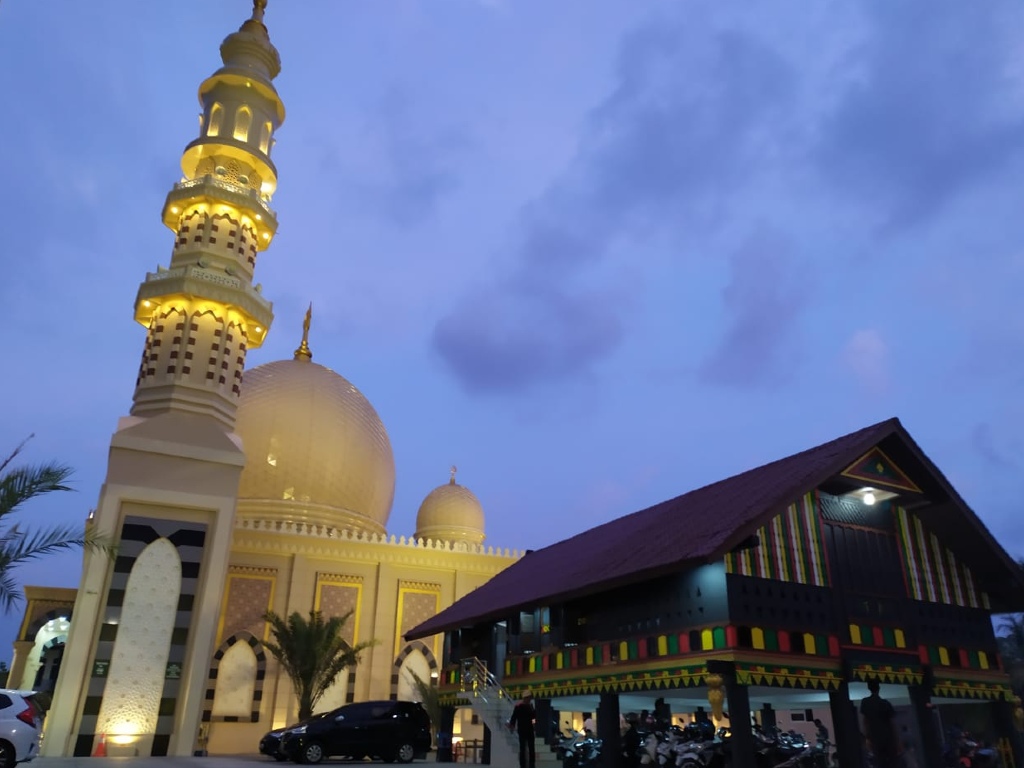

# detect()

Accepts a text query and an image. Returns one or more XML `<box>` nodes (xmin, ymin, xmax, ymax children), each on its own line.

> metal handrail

<box><xmin>459</xmin><ymin>657</ymin><xmax>514</xmax><ymax>705</ymax></box>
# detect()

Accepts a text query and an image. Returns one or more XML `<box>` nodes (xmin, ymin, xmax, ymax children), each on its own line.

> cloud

<box><xmin>328</xmin><ymin>88</ymin><xmax>469</xmax><ymax>228</ymax></box>
<box><xmin>842</xmin><ymin>328</ymin><xmax>889</xmax><ymax>394</ymax></box>
<box><xmin>814</xmin><ymin>1</ymin><xmax>1024</xmax><ymax>232</ymax></box>
<box><xmin>699</xmin><ymin>229</ymin><xmax>812</xmax><ymax>388</ymax></box>
<box><xmin>971</xmin><ymin>423</ymin><xmax>1017</xmax><ymax>470</ymax></box>
<box><xmin>433</xmin><ymin>14</ymin><xmax>799</xmax><ymax>393</ymax></box>
<box><xmin>432</xmin><ymin>284</ymin><xmax>623</xmax><ymax>394</ymax></box>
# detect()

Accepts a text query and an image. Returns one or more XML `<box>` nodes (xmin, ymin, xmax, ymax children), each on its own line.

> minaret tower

<box><xmin>42</xmin><ymin>3</ymin><xmax>286</xmax><ymax>758</ymax></box>
<box><xmin>132</xmin><ymin>0</ymin><xmax>283</xmax><ymax>426</ymax></box>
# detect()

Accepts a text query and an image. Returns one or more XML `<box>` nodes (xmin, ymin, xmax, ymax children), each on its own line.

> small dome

<box><xmin>415</xmin><ymin>469</ymin><xmax>485</xmax><ymax>545</ymax></box>
<box><xmin>234</xmin><ymin>358</ymin><xmax>395</xmax><ymax>533</ymax></box>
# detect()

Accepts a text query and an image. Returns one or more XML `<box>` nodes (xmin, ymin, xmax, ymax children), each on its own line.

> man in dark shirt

<box><xmin>509</xmin><ymin>689</ymin><xmax>536</xmax><ymax>768</ymax></box>
<box><xmin>861</xmin><ymin>679</ymin><xmax>900</xmax><ymax>768</ymax></box>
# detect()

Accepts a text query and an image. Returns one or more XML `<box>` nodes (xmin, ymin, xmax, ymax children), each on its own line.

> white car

<box><xmin>0</xmin><ymin>690</ymin><xmax>42</xmax><ymax>768</ymax></box>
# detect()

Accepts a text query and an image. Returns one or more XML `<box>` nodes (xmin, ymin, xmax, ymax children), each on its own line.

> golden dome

<box><xmin>414</xmin><ymin>468</ymin><xmax>485</xmax><ymax>545</ymax></box>
<box><xmin>234</xmin><ymin>358</ymin><xmax>395</xmax><ymax>533</ymax></box>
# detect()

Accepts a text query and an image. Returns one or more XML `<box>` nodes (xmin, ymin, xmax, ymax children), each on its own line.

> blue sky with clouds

<box><xmin>2</xmin><ymin>0</ymin><xmax>1024</xmax><ymax>646</ymax></box>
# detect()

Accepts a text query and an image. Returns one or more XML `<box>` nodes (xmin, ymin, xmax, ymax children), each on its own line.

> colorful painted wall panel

<box><xmin>724</xmin><ymin>493</ymin><xmax>829</xmax><ymax>586</ymax></box>
<box><xmin>895</xmin><ymin>508</ymin><xmax>990</xmax><ymax>609</ymax></box>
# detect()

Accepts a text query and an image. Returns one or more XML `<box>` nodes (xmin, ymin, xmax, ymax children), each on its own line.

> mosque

<box><xmin>6</xmin><ymin>1</ymin><xmax>520</xmax><ymax>757</ymax></box>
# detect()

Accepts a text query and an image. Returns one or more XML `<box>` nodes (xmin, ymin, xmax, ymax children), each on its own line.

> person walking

<box><xmin>508</xmin><ymin>689</ymin><xmax>536</xmax><ymax>768</ymax></box>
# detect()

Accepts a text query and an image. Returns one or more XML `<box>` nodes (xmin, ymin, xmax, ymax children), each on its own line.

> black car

<box><xmin>272</xmin><ymin>700</ymin><xmax>432</xmax><ymax>764</ymax></box>
<box><xmin>259</xmin><ymin>728</ymin><xmax>289</xmax><ymax>761</ymax></box>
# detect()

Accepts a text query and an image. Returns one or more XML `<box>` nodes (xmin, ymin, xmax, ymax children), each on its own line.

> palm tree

<box><xmin>263</xmin><ymin>609</ymin><xmax>376</xmax><ymax>721</ymax></box>
<box><xmin>998</xmin><ymin>558</ymin><xmax>1024</xmax><ymax>695</ymax></box>
<box><xmin>406</xmin><ymin>669</ymin><xmax>442</xmax><ymax>738</ymax></box>
<box><xmin>0</xmin><ymin>436</ymin><xmax>84</xmax><ymax>611</ymax></box>
<box><xmin>999</xmin><ymin>614</ymin><xmax>1024</xmax><ymax>663</ymax></box>
<box><xmin>407</xmin><ymin>669</ymin><xmax>452</xmax><ymax>761</ymax></box>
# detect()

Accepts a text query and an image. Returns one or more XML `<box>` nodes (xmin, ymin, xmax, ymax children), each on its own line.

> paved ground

<box><xmin>33</xmin><ymin>759</ymin><xmax>266</xmax><ymax>768</ymax></box>
<box><xmin>31</xmin><ymin>759</ymin><xmax>438</xmax><ymax>768</ymax></box>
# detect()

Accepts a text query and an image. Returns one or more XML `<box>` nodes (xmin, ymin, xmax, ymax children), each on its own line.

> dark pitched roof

<box><xmin>407</xmin><ymin>417</ymin><xmax>1024</xmax><ymax>640</ymax></box>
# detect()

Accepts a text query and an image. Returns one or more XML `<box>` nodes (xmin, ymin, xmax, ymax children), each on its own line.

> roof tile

<box><xmin>408</xmin><ymin>418</ymin><xmax>900</xmax><ymax>639</ymax></box>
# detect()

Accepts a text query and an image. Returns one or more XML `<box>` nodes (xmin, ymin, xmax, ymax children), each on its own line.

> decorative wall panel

<box><xmin>211</xmin><ymin>641</ymin><xmax>257</xmax><ymax>718</ymax></box>
<box><xmin>202</xmin><ymin>632</ymin><xmax>267</xmax><ymax>724</ymax></box>
<box><xmin>219</xmin><ymin>568</ymin><xmax>275</xmax><ymax>644</ymax></box>
<box><xmin>724</xmin><ymin>493</ymin><xmax>829</xmax><ymax>586</ymax></box>
<box><xmin>315</xmin><ymin>575</ymin><xmax>362</xmax><ymax>646</ymax></box>
<box><xmin>96</xmin><ymin>539</ymin><xmax>181</xmax><ymax>743</ymax></box>
<box><xmin>73</xmin><ymin>517</ymin><xmax>206</xmax><ymax>758</ymax></box>
<box><xmin>896</xmin><ymin>508</ymin><xmax>990</xmax><ymax>609</ymax></box>
<box><xmin>314</xmin><ymin>574</ymin><xmax>364</xmax><ymax>706</ymax></box>
<box><xmin>397</xmin><ymin>584</ymin><xmax>440</xmax><ymax>654</ymax></box>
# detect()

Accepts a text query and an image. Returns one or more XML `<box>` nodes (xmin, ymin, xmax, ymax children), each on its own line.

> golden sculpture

<box><xmin>1013</xmin><ymin>695</ymin><xmax>1023</xmax><ymax>732</ymax></box>
<box><xmin>705</xmin><ymin>673</ymin><xmax>725</xmax><ymax>721</ymax></box>
<box><xmin>294</xmin><ymin>303</ymin><xmax>313</xmax><ymax>361</ymax></box>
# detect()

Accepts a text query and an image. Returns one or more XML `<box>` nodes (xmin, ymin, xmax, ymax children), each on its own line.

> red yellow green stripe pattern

<box><xmin>895</xmin><ymin>507</ymin><xmax>989</xmax><ymax>608</ymax></box>
<box><xmin>724</xmin><ymin>493</ymin><xmax>829</xmax><ymax>586</ymax></box>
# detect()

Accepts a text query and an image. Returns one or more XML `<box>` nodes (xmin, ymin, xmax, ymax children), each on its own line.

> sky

<box><xmin>2</xmin><ymin>0</ymin><xmax>1024</xmax><ymax>649</ymax></box>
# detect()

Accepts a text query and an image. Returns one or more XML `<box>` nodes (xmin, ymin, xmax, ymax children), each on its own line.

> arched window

<box><xmin>208</xmin><ymin>103</ymin><xmax>223</xmax><ymax>137</ymax></box>
<box><xmin>211</xmin><ymin>641</ymin><xmax>258</xmax><ymax>718</ymax></box>
<box><xmin>259</xmin><ymin>122</ymin><xmax>272</xmax><ymax>154</ymax></box>
<box><xmin>234</xmin><ymin>106</ymin><xmax>252</xmax><ymax>142</ymax></box>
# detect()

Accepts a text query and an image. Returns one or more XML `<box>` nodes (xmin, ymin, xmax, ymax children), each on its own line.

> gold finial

<box><xmin>252</xmin><ymin>0</ymin><xmax>268</xmax><ymax>23</ymax></box>
<box><xmin>449</xmin><ymin>465</ymin><xmax>458</xmax><ymax>485</ymax></box>
<box><xmin>294</xmin><ymin>303</ymin><xmax>313</xmax><ymax>361</ymax></box>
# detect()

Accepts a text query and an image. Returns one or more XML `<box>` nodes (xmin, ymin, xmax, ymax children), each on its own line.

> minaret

<box><xmin>132</xmin><ymin>0</ymin><xmax>284</xmax><ymax>427</ymax></box>
<box><xmin>42</xmin><ymin>3</ymin><xmax>285</xmax><ymax>758</ymax></box>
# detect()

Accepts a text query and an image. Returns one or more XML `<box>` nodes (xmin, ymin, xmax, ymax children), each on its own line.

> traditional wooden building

<box><xmin>409</xmin><ymin>418</ymin><xmax>1024</xmax><ymax>768</ymax></box>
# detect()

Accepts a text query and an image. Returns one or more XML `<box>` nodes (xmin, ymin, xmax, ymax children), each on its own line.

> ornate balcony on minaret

<box><xmin>131</xmin><ymin>0</ymin><xmax>284</xmax><ymax>428</ymax></box>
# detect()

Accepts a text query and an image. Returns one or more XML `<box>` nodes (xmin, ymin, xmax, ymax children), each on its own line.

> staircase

<box><xmin>459</xmin><ymin>658</ymin><xmax>560</xmax><ymax>768</ymax></box>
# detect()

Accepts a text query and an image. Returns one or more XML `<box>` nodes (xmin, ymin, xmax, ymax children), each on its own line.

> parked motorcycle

<box><xmin>553</xmin><ymin>726</ymin><xmax>602</xmax><ymax>768</ymax></box>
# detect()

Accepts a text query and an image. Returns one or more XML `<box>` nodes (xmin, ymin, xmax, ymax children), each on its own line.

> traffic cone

<box><xmin>93</xmin><ymin>733</ymin><xmax>107</xmax><ymax>757</ymax></box>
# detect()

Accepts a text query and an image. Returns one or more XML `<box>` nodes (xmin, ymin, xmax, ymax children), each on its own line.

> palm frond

<box><xmin>0</xmin><ymin>524</ymin><xmax>89</xmax><ymax>564</ymax></box>
<box><xmin>0</xmin><ymin>463</ymin><xmax>74</xmax><ymax>518</ymax></box>
<box><xmin>263</xmin><ymin>609</ymin><xmax>377</xmax><ymax>720</ymax></box>
<box><xmin>0</xmin><ymin>570</ymin><xmax>22</xmax><ymax>613</ymax></box>
<box><xmin>406</xmin><ymin>669</ymin><xmax>442</xmax><ymax>734</ymax></box>
<box><xmin>0</xmin><ymin>436</ymin><xmax>32</xmax><ymax>476</ymax></box>
<box><xmin>0</xmin><ymin>440</ymin><xmax>79</xmax><ymax>613</ymax></box>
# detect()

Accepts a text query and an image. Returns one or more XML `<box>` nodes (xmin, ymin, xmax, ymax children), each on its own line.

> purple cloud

<box><xmin>699</xmin><ymin>228</ymin><xmax>812</xmax><ymax>388</ymax></box>
<box><xmin>433</xmin><ymin>285</ymin><xmax>623</xmax><ymax>394</ymax></box>
<box><xmin>432</xmin><ymin>19</ymin><xmax>798</xmax><ymax>393</ymax></box>
<box><xmin>814</xmin><ymin>1</ymin><xmax>1024</xmax><ymax>232</ymax></box>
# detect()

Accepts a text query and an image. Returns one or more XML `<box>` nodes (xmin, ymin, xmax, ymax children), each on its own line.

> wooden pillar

<box><xmin>597</xmin><ymin>692</ymin><xmax>621</xmax><ymax>768</ymax></box>
<box><xmin>709</xmin><ymin>661</ymin><xmax>754</xmax><ymax>768</ymax></box>
<box><xmin>535</xmin><ymin>699</ymin><xmax>553</xmax><ymax>744</ymax></box>
<box><xmin>829</xmin><ymin>680</ymin><xmax>863</xmax><ymax>768</ymax></box>
<box><xmin>437</xmin><ymin>705</ymin><xmax>456</xmax><ymax>762</ymax></box>
<box><xmin>908</xmin><ymin>684</ymin><xmax>943</xmax><ymax>768</ymax></box>
<box><xmin>991</xmin><ymin>697</ymin><xmax>1024</xmax><ymax>768</ymax></box>
<box><xmin>482</xmin><ymin>722</ymin><xmax>491</xmax><ymax>765</ymax></box>
<box><xmin>728</xmin><ymin>682</ymin><xmax>755</xmax><ymax>768</ymax></box>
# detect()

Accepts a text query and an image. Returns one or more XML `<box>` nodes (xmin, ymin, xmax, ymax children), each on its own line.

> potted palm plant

<box><xmin>408</xmin><ymin>670</ymin><xmax>452</xmax><ymax>762</ymax></box>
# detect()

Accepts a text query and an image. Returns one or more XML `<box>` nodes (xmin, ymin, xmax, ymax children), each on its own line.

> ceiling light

<box><xmin>845</xmin><ymin>486</ymin><xmax>897</xmax><ymax>506</ymax></box>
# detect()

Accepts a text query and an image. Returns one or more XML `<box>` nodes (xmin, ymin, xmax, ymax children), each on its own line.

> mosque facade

<box><xmin>7</xmin><ymin>2</ymin><xmax>519</xmax><ymax>757</ymax></box>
